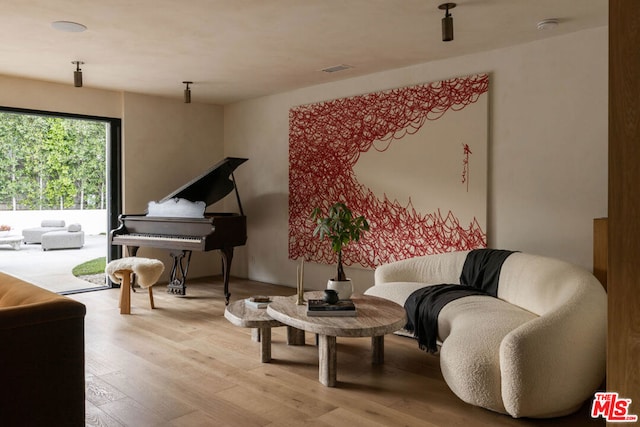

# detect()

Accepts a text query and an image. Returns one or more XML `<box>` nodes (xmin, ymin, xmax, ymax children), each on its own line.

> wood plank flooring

<box><xmin>71</xmin><ymin>277</ymin><xmax>603</xmax><ymax>427</ymax></box>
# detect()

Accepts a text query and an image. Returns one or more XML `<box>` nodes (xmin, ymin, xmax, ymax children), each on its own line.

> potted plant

<box><xmin>0</xmin><ymin>224</ymin><xmax>11</xmax><ymax>236</ymax></box>
<box><xmin>310</xmin><ymin>202</ymin><xmax>369</xmax><ymax>299</ymax></box>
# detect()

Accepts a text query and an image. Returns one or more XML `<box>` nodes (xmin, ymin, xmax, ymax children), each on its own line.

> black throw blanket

<box><xmin>404</xmin><ymin>284</ymin><xmax>491</xmax><ymax>353</ymax></box>
<box><xmin>404</xmin><ymin>249</ymin><xmax>516</xmax><ymax>353</ymax></box>
<box><xmin>459</xmin><ymin>248</ymin><xmax>516</xmax><ymax>297</ymax></box>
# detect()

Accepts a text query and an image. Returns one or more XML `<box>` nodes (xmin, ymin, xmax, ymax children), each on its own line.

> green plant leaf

<box><xmin>309</xmin><ymin>202</ymin><xmax>369</xmax><ymax>280</ymax></box>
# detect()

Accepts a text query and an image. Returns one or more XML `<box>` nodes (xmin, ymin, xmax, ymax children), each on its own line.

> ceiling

<box><xmin>1</xmin><ymin>1</ymin><xmax>607</xmax><ymax>105</ymax></box>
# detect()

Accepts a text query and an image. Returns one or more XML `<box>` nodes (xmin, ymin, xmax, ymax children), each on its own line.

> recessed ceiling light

<box><xmin>51</xmin><ymin>21</ymin><xmax>87</xmax><ymax>33</ymax></box>
<box><xmin>537</xmin><ymin>18</ymin><xmax>559</xmax><ymax>31</ymax></box>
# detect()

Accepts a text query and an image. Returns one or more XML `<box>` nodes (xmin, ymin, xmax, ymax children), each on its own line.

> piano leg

<box><xmin>220</xmin><ymin>247</ymin><xmax>234</xmax><ymax>305</ymax></box>
<box><xmin>167</xmin><ymin>250</ymin><xmax>192</xmax><ymax>295</ymax></box>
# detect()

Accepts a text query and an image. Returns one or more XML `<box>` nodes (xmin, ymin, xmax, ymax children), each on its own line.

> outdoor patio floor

<box><xmin>0</xmin><ymin>234</ymin><xmax>108</xmax><ymax>293</ymax></box>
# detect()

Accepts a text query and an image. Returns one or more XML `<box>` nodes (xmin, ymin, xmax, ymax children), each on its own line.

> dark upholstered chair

<box><xmin>0</xmin><ymin>272</ymin><xmax>86</xmax><ymax>425</ymax></box>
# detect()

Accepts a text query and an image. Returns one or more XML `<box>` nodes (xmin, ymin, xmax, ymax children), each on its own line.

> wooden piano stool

<box><xmin>106</xmin><ymin>257</ymin><xmax>165</xmax><ymax>315</ymax></box>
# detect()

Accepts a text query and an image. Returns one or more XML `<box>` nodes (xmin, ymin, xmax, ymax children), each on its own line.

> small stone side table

<box><xmin>225</xmin><ymin>298</ymin><xmax>306</xmax><ymax>363</ymax></box>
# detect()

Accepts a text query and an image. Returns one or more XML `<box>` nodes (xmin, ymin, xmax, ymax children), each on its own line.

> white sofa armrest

<box><xmin>499</xmin><ymin>286</ymin><xmax>606</xmax><ymax>418</ymax></box>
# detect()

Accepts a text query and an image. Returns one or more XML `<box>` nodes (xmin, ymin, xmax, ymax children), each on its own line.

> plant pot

<box><xmin>327</xmin><ymin>279</ymin><xmax>353</xmax><ymax>300</ymax></box>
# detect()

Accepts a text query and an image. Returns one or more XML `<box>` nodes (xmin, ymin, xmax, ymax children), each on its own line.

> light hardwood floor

<box><xmin>71</xmin><ymin>277</ymin><xmax>603</xmax><ymax>427</ymax></box>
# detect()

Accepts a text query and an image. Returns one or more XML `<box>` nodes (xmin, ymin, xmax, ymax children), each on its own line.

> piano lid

<box><xmin>160</xmin><ymin>157</ymin><xmax>248</xmax><ymax>206</ymax></box>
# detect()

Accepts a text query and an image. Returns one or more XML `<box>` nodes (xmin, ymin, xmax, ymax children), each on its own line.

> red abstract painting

<box><xmin>289</xmin><ymin>74</ymin><xmax>489</xmax><ymax>269</ymax></box>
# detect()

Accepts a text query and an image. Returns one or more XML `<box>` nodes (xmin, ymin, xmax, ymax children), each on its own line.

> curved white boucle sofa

<box><xmin>364</xmin><ymin>250</ymin><xmax>607</xmax><ymax>418</ymax></box>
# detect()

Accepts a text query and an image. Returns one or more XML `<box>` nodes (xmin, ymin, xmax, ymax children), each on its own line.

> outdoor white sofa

<box><xmin>21</xmin><ymin>219</ymin><xmax>67</xmax><ymax>244</ymax></box>
<box><xmin>364</xmin><ymin>250</ymin><xmax>607</xmax><ymax>418</ymax></box>
<box><xmin>41</xmin><ymin>223</ymin><xmax>84</xmax><ymax>250</ymax></box>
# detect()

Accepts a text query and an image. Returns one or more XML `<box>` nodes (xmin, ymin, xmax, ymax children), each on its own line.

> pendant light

<box><xmin>438</xmin><ymin>3</ymin><xmax>456</xmax><ymax>42</ymax></box>
<box><xmin>183</xmin><ymin>81</ymin><xmax>192</xmax><ymax>103</ymax></box>
<box><xmin>72</xmin><ymin>61</ymin><xmax>84</xmax><ymax>87</ymax></box>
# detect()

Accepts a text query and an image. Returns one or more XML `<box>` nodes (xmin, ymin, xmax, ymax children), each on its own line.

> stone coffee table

<box><xmin>267</xmin><ymin>291</ymin><xmax>406</xmax><ymax>387</ymax></box>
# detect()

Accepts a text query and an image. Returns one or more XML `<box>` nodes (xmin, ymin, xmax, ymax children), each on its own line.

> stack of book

<box><xmin>244</xmin><ymin>296</ymin><xmax>271</xmax><ymax>309</ymax></box>
<box><xmin>306</xmin><ymin>299</ymin><xmax>357</xmax><ymax>317</ymax></box>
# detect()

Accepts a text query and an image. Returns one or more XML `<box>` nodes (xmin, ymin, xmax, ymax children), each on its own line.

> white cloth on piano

<box><xmin>147</xmin><ymin>197</ymin><xmax>206</xmax><ymax>218</ymax></box>
<box><xmin>106</xmin><ymin>257</ymin><xmax>165</xmax><ymax>289</ymax></box>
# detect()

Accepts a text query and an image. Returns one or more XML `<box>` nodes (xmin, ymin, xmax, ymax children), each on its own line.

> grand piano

<box><xmin>109</xmin><ymin>157</ymin><xmax>248</xmax><ymax>304</ymax></box>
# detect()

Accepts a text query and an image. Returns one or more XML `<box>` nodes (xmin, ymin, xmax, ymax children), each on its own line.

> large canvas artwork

<box><xmin>289</xmin><ymin>73</ymin><xmax>489</xmax><ymax>269</ymax></box>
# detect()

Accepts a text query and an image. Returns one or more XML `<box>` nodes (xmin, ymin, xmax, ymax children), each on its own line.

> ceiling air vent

<box><xmin>321</xmin><ymin>64</ymin><xmax>353</xmax><ymax>73</ymax></box>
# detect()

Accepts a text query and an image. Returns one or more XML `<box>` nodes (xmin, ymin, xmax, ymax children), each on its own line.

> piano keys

<box><xmin>110</xmin><ymin>157</ymin><xmax>248</xmax><ymax>304</ymax></box>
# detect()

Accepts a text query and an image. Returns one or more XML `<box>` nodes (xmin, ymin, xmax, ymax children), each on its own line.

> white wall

<box><xmin>121</xmin><ymin>92</ymin><xmax>225</xmax><ymax>280</ymax></box>
<box><xmin>0</xmin><ymin>26</ymin><xmax>609</xmax><ymax>290</ymax></box>
<box><xmin>224</xmin><ymin>27</ymin><xmax>608</xmax><ymax>293</ymax></box>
